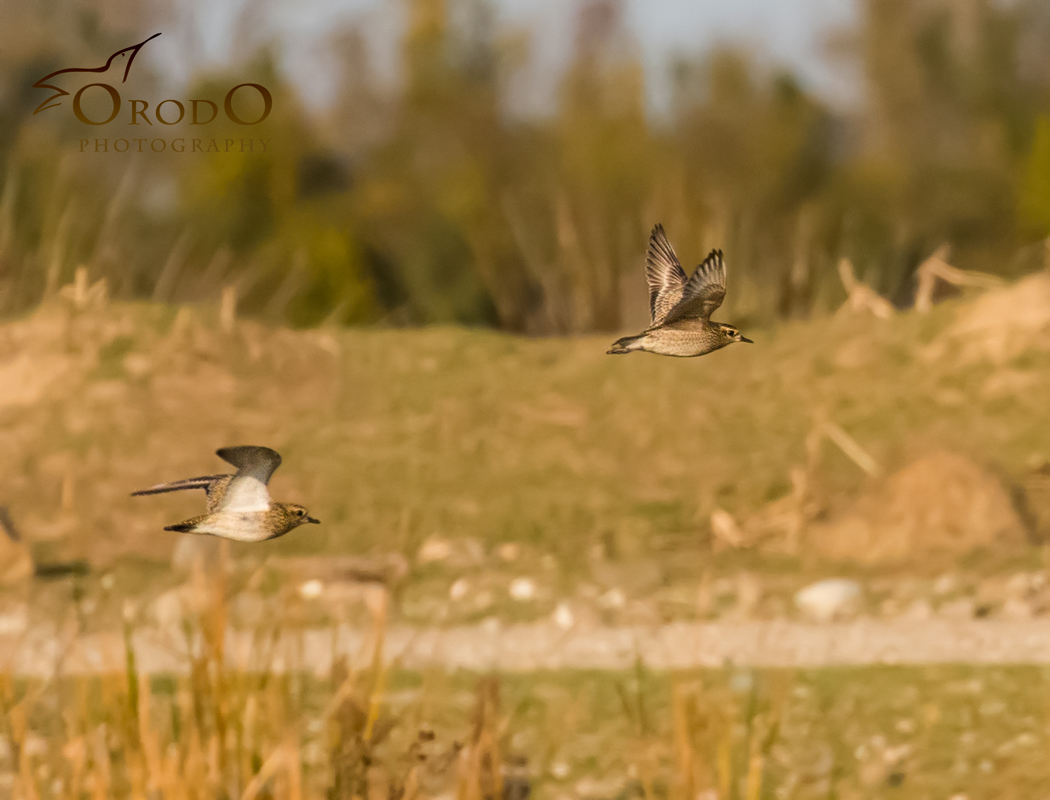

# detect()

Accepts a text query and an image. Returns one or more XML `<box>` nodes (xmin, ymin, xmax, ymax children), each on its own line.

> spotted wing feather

<box><xmin>659</xmin><ymin>249</ymin><xmax>727</xmax><ymax>326</ymax></box>
<box><xmin>645</xmin><ymin>224</ymin><xmax>688</xmax><ymax>325</ymax></box>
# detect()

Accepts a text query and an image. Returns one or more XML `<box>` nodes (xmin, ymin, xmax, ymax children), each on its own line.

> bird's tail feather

<box><xmin>164</xmin><ymin>513</ymin><xmax>209</xmax><ymax>533</ymax></box>
<box><xmin>607</xmin><ymin>334</ymin><xmax>644</xmax><ymax>355</ymax></box>
<box><xmin>131</xmin><ymin>475</ymin><xmax>225</xmax><ymax>497</ymax></box>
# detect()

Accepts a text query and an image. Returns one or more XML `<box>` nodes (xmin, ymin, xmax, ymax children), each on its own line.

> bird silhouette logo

<box><xmin>32</xmin><ymin>32</ymin><xmax>161</xmax><ymax>115</ymax></box>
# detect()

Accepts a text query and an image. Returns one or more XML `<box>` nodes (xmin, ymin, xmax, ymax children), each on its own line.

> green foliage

<box><xmin>1020</xmin><ymin>115</ymin><xmax>1050</xmax><ymax>237</ymax></box>
<box><xmin>3</xmin><ymin>0</ymin><xmax>1050</xmax><ymax>328</ymax></box>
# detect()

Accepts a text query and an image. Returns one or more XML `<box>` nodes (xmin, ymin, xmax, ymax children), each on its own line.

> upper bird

<box><xmin>131</xmin><ymin>446</ymin><xmax>319</xmax><ymax>543</ymax></box>
<box><xmin>608</xmin><ymin>224</ymin><xmax>752</xmax><ymax>357</ymax></box>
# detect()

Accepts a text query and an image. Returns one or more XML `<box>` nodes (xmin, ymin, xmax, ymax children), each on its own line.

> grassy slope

<box><xmin>3</xmin><ymin>289</ymin><xmax>1050</xmax><ymax>571</ymax></box>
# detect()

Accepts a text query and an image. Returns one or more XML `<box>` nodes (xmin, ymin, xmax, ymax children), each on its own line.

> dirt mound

<box><xmin>808</xmin><ymin>452</ymin><xmax>1028</xmax><ymax>564</ymax></box>
<box><xmin>928</xmin><ymin>272</ymin><xmax>1050</xmax><ymax>365</ymax></box>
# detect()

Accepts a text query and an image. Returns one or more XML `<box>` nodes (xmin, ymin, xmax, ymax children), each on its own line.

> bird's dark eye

<box><xmin>296</xmin><ymin>509</ymin><xmax>304</xmax><ymax>516</ymax></box>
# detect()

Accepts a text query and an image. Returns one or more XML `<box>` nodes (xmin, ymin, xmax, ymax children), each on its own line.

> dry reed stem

<box><xmin>836</xmin><ymin>258</ymin><xmax>894</xmax><ymax>319</ymax></box>
<box><xmin>363</xmin><ymin>587</ymin><xmax>390</xmax><ymax>743</ymax></box>
<box><xmin>240</xmin><ymin>740</ymin><xmax>300</xmax><ymax>800</ymax></box>
<box><xmin>221</xmin><ymin>285</ymin><xmax>238</xmax><ymax>332</ymax></box>
<box><xmin>914</xmin><ymin>243</ymin><xmax>1003</xmax><ymax>313</ymax></box>
<box><xmin>137</xmin><ymin>675</ymin><xmax>167</xmax><ymax>798</ymax></box>
<box><xmin>61</xmin><ymin>735</ymin><xmax>87</xmax><ymax>800</ymax></box>
<box><xmin>9</xmin><ymin>699</ymin><xmax>40</xmax><ymax>800</ymax></box>
<box><xmin>671</xmin><ymin>684</ymin><xmax>695</xmax><ymax>800</ymax></box>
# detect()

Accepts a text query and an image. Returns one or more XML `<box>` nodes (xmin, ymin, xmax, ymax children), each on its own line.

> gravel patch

<box><xmin>4</xmin><ymin>618</ymin><xmax>1050</xmax><ymax>675</ymax></box>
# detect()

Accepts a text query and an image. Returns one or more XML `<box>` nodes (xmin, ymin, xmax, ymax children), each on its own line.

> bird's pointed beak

<box><xmin>306</xmin><ymin>516</ymin><xmax>321</xmax><ymax>524</ymax></box>
<box><xmin>119</xmin><ymin>32</ymin><xmax>161</xmax><ymax>82</ymax></box>
<box><xmin>739</xmin><ymin>335</ymin><xmax>754</xmax><ymax>344</ymax></box>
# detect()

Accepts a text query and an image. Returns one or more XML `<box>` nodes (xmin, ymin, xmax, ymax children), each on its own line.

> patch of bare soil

<box><xmin>927</xmin><ymin>271</ymin><xmax>1050</xmax><ymax>365</ymax></box>
<box><xmin>807</xmin><ymin>451</ymin><xmax>1029</xmax><ymax>564</ymax></box>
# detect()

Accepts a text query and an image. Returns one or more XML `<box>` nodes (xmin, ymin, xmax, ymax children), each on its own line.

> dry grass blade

<box><xmin>240</xmin><ymin>740</ymin><xmax>299</xmax><ymax>800</ymax></box>
<box><xmin>819</xmin><ymin>420</ymin><xmax>881</xmax><ymax>478</ymax></box>
<box><xmin>220</xmin><ymin>285</ymin><xmax>238</xmax><ymax>333</ymax></box>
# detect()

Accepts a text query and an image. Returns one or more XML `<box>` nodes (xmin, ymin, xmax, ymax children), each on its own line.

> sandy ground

<box><xmin>5</xmin><ymin>617</ymin><xmax>1050</xmax><ymax>676</ymax></box>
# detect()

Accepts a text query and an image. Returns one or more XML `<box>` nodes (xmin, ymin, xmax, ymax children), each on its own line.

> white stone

<box><xmin>553</xmin><ymin>602</ymin><xmax>575</xmax><ymax>630</ymax></box>
<box><xmin>794</xmin><ymin>579</ymin><xmax>862</xmax><ymax>622</ymax></box>
<box><xmin>449</xmin><ymin>578</ymin><xmax>470</xmax><ymax>601</ymax></box>
<box><xmin>298</xmin><ymin>579</ymin><xmax>324</xmax><ymax>600</ymax></box>
<box><xmin>418</xmin><ymin>537</ymin><xmax>452</xmax><ymax>563</ymax></box>
<box><xmin>509</xmin><ymin>577</ymin><xmax>536</xmax><ymax>601</ymax></box>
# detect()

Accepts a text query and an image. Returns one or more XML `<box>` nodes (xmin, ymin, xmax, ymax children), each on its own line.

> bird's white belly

<box><xmin>195</xmin><ymin>511</ymin><xmax>270</xmax><ymax>542</ymax></box>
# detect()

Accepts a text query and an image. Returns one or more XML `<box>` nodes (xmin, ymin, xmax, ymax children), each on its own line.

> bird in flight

<box><xmin>132</xmin><ymin>446</ymin><xmax>319</xmax><ymax>542</ymax></box>
<box><xmin>608</xmin><ymin>224</ymin><xmax>752</xmax><ymax>357</ymax></box>
<box><xmin>32</xmin><ymin>32</ymin><xmax>161</xmax><ymax>114</ymax></box>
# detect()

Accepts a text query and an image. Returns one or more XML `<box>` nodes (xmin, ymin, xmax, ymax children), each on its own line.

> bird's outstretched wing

<box><xmin>132</xmin><ymin>474</ymin><xmax>233</xmax><ymax>513</ymax></box>
<box><xmin>659</xmin><ymin>249</ymin><xmax>727</xmax><ymax>326</ymax></box>
<box><xmin>645</xmin><ymin>224</ymin><xmax>688</xmax><ymax>325</ymax></box>
<box><xmin>215</xmin><ymin>446</ymin><xmax>282</xmax><ymax>512</ymax></box>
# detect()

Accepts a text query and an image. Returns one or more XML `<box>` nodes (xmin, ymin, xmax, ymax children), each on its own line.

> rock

<box><xmin>418</xmin><ymin>537</ymin><xmax>452</xmax><ymax>563</ymax></box>
<box><xmin>509</xmin><ymin>577</ymin><xmax>536</xmax><ymax>601</ymax></box>
<box><xmin>552</xmin><ymin>602</ymin><xmax>575</xmax><ymax>630</ymax></box>
<box><xmin>807</xmin><ymin>452</ymin><xmax>1028</xmax><ymax>564</ymax></box>
<box><xmin>449</xmin><ymin>577</ymin><xmax>470</xmax><ymax>601</ymax></box>
<box><xmin>794</xmin><ymin>579</ymin><xmax>862</xmax><ymax>622</ymax></box>
<box><xmin>298</xmin><ymin>579</ymin><xmax>324</xmax><ymax>600</ymax></box>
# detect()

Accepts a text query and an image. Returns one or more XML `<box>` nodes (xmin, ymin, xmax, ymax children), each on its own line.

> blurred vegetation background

<box><xmin>2</xmin><ymin>0</ymin><xmax>1050</xmax><ymax>333</ymax></box>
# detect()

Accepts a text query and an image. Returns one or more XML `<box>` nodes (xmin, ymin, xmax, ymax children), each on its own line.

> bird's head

<box><xmin>109</xmin><ymin>33</ymin><xmax>162</xmax><ymax>82</ymax></box>
<box><xmin>270</xmin><ymin>503</ymin><xmax>320</xmax><ymax>537</ymax></box>
<box><xmin>717</xmin><ymin>324</ymin><xmax>753</xmax><ymax>345</ymax></box>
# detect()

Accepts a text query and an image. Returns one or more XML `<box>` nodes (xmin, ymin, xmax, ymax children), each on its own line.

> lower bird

<box><xmin>608</xmin><ymin>224</ymin><xmax>752</xmax><ymax>357</ymax></box>
<box><xmin>132</xmin><ymin>446</ymin><xmax>319</xmax><ymax>542</ymax></box>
